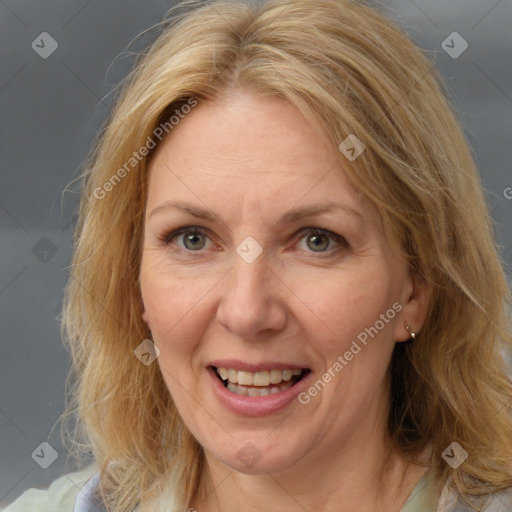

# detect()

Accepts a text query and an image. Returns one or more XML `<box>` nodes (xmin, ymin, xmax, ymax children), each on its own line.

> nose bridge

<box><xmin>228</xmin><ymin>249</ymin><xmax>272</xmax><ymax>313</ymax></box>
<box><xmin>229</xmin><ymin>233</ymin><xmax>271</xmax><ymax>301</ymax></box>
<box><xmin>232</xmin><ymin>250</ymin><xmax>268</xmax><ymax>299</ymax></box>
<box><xmin>216</xmin><ymin>245</ymin><xmax>286</xmax><ymax>337</ymax></box>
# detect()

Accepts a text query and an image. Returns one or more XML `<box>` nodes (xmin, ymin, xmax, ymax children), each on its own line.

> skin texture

<box><xmin>140</xmin><ymin>89</ymin><xmax>430</xmax><ymax>512</ymax></box>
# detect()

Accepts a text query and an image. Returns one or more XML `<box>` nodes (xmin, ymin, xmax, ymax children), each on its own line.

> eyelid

<box><xmin>161</xmin><ymin>226</ymin><xmax>203</xmax><ymax>244</ymax></box>
<box><xmin>160</xmin><ymin>225</ymin><xmax>213</xmax><ymax>247</ymax></box>
<box><xmin>294</xmin><ymin>227</ymin><xmax>349</xmax><ymax>251</ymax></box>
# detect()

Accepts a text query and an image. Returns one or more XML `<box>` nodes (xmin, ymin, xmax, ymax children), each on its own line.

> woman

<box><xmin>5</xmin><ymin>0</ymin><xmax>511</xmax><ymax>511</ymax></box>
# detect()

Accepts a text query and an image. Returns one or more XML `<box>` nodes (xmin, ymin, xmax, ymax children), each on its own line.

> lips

<box><xmin>207</xmin><ymin>363</ymin><xmax>313</xmax><ymax>416</ymax></box>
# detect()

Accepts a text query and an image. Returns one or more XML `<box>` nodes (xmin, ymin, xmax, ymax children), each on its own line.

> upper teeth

<box><xmin>216</xmin><ymin>367</ymin><xmax>302</xmax><ymax>386</ymax></box>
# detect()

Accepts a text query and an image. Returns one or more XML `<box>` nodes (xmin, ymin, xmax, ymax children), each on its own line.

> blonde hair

<box><xmin>60</xmin><ymin>0</ymin><xmax>512</xmax><ymax>510</ymax></box>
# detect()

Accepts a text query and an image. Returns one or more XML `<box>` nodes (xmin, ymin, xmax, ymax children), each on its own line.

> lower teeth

<box><xmin>226</xmin><ymin>380</ymin><xmax>295</xmax><ymax>396</ymax></box>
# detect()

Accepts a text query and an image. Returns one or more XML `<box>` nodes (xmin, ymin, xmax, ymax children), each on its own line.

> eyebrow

<box><xmin>148</xmin><ymin>200</ymin><xmax>363</xmax><ymax>226</ymax></box>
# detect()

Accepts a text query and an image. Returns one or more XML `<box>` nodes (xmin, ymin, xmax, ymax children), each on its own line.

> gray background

<box><xmin>1</xmin><ymin>0</ymin><xmax>511</xmax><ymax>507</ymax></box>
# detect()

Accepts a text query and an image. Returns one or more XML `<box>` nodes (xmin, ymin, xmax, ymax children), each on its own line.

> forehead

<box><xmin>146</xmin><ymin>91</ymin><xmax>367</xmax><ymax>219</ymax></box>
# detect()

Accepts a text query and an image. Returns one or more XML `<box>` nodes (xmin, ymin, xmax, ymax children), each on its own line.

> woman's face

<box><xmin>140</xmin><ymin>90</ymin><xmax>426</xmax><ymax>475</ymax></box>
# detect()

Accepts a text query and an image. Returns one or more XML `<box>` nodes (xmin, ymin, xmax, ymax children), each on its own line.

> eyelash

<box><xmin>159</xmin><ymin>225</ymin><xmax>349</xmax><ymax>256</ymax></box>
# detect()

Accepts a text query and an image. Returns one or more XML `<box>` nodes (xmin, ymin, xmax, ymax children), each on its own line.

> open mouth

<box><xmin>211</xmin><ymin>366</ymin><xmax>311</xmax><ymax>397</ymax></box>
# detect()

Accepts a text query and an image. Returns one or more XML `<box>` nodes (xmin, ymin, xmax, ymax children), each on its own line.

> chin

<box><xmin>207</xmin><ymin>437</ymin><xmax>305</xmax><ymax>475</ymax></box>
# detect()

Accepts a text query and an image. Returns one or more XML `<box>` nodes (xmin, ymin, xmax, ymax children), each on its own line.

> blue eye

<box><xmin>163</xmin><ymin>227</ymin><xmax>210</xmax><ymax>251</ymax></box>
<box><xmin>161</xmin><ymin>226</ymin><xmax>348</xmax><ymax>255</ymax></box>
<box><xmin>296</xmin><ymin>228</ymin><xmax>348</xmax><ymax>253</ymax></box>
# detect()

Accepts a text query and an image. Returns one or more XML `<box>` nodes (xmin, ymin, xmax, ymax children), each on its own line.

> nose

<box><xmin>215</xmin><ymin>251</ymin><xmax>288</xmax><ymax>339</ymax></box>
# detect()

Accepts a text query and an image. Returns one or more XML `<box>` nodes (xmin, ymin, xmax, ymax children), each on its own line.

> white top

<box><xmin>73</xmin><ymin>470</ymin><xmax>101</xmax><ymax>512</ymax></box>
<box><xmin>2</xmin><ymin>463</ymin><xmax>511</xmax><ymax>512</ymax></box>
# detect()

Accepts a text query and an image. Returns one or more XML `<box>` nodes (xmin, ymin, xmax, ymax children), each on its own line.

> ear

<box><xmin>141</xmin><ymin>298</ymin><xmax>151</xmax><ymax>328</ymax></box>
<box><xmin>394</xmin><ymin>269</ymin><xmax>430</xmax><ymax>342</ymax></box>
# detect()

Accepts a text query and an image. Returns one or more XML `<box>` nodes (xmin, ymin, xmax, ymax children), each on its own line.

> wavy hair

<box><xmin>59</xmin><ymin>0</ymin><xmax>512</xmax><ymax>510</ymax></box>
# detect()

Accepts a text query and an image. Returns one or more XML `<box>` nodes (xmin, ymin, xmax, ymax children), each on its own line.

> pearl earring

<box><xmin>405</xmin><ymin>323</ymin><xmax>416</xmax><ymax>340</ymax></box>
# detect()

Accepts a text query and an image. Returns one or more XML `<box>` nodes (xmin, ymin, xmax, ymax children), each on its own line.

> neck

<box><xmin>191</xmin><ymin>416</ymin><xmax>428</xmax><ymax>512</ymax></box>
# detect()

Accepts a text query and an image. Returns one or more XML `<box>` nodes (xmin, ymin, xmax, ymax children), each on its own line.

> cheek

<box><xmin>140</xmin><ymin>256</ymin><xmax>213</xmax><ymax>336</ymax></box>
<box><xmin>140</xmin><ymin>269</ymin><xmax>208</xmax><ymax>401</ymax></box>
<box><xmin>140</xmin><ymin>269</ymin><xmax>204</xmax><ymax>384</ymax></box>
<box><xmin>298</xmin><ymin>267</ymin><xmax>399</xmax><ymax>357</ymax></box>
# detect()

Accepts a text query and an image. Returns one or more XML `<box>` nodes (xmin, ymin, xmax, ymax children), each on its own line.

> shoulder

<box><xmin>480</xmin><ymin>487</ymin><xmax>512</xmax><ymax>512</ymax></box>
<box><xmin>438</xmin><ymin>481</ymin><xmax>512</xmax><ymax>512</ymax></box>
<box><xmin>2</xmin><ymin>464</ymin><xmax>99</xmax><ymax>512</ymax></box>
